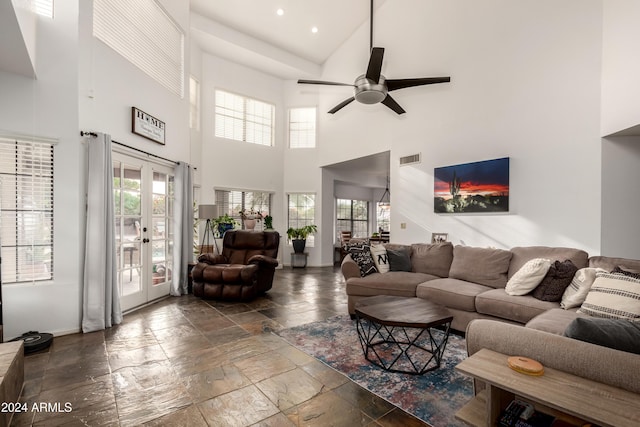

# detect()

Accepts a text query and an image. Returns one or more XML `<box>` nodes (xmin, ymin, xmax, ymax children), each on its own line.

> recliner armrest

<box><xmin>197</xmin><ymin>253</ymin><xmax>227</xmax><ymax>265</ymax></box>
<box><xmin>248</xmin><ymin>254</ymin><xmax>279</xmax><ymax>268</ymax></box>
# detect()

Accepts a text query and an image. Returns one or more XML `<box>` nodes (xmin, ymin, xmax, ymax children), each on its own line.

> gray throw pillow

<box><xmin>387</xmin><ymin>248</ymin><xmax>412</xmax><ymax>272</ymax></box>
<box><xmin>564</xmin><ymin>317</ymin><xmax>640</xmax><ymax>355</ymax></box>
<box><xmin>532</xmin><ymin>259</ymin><xmax>578</xmax><ymax>302</ymax></box>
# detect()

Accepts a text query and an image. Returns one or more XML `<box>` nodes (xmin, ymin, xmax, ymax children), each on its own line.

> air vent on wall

<box><xmin>399</xmin><ymin>153</ymin><xmax>421</xmax><ymax>166</ymax></box>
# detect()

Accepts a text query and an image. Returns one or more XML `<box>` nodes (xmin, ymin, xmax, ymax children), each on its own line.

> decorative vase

<box><xmin>244</xmin><ymin>218</ymin><xmax>257</xmax><ymax>230</ymax></box>
<box><xmin>217</xmin><ymin>223</ymin><xmax>234</xmax><ymax>237</ymax></box>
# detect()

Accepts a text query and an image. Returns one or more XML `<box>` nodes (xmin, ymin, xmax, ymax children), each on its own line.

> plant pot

<box><xmin>244</xmin><ymin>219</ymin><xmax>257</xmax><ymax>230</ymax></box>
<box><xmin>217</xmin><ymin>223</ymin><xmax>234</xmax><ymax>237</ymax></box>
<box><xmin>292</xmin><ymin>239</ymin><xmax>306</xmax><ymax>253</ymax></box>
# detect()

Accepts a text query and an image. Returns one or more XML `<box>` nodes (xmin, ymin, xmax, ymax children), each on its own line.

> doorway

<box><xmin>113</xmin><ymin>153</ymin><xmax>175</xmax><ymax>311</ymax></box>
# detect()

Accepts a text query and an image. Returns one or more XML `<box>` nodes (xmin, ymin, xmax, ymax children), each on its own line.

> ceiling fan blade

<box><xmin>328</xmin><ymin>97</ymin><xmax>356</xmax><ymax>114</ymax></box>
<box><xmin>365</xmin><ymin>47</ymin><xmax>385</xmax><ymax>83</ymax></box>
<box><xmin>298</xmin><ymin>79</ymin><xmax>354</xmax><ymax>87</ymax></box>
<box><xmin>386</xmin><ymin>77</ymin><xmax>451</xmax><ymax>91</ymax></box>
<box><xmin>381</xmin><ymin>94</ymin><xmax>406</xmax><ymax>115</ymax></box>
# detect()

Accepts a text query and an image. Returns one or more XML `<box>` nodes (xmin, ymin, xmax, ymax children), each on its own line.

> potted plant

<box><xmin>212</xmin><ymin>213</ymin><xmax>239</xmax><ymax>237</ymax></box>
<box><xmin>264</xmin><ymin>215</ymin><xmax>273</xmax><ymax>230</ymax></box>
<box><xmin>286</xmin><ymin>225</ymin><xmax>318</xmax><ymax>253</ymax></box>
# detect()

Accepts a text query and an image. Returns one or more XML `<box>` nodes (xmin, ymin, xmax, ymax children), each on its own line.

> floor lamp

<box><xmin>198</xmin><ymin>204</ymin><xmax>219</xmax><ymax>255</ymax></box>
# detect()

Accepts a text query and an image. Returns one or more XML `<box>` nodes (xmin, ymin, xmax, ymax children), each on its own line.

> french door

<box><xmin>113</xmin><ymin>153</ymin><xmax>175</xmax><ymax>311</ymax></box>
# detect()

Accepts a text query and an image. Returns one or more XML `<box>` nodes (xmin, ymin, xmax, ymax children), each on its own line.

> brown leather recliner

<box><xmin>191</xmin><ymin>230</ymin><xmax>280</xmax><ymax>300</ymax></box>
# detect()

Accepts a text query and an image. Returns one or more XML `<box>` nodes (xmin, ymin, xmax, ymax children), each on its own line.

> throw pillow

<box><xmin>410</xmin><ymin>242</ymin><xmax>454</xmax><ymax>277</ymax></box>
<box><xmin>504</xmin><ymin>258</ymin><xmax>551</xmax><ymax>296</ymax></box>
<box><xmin>387</xmin><ymin>248</ymin><xmax>412</xmax><ymax>272</ymax></box>
<box><xmin>370</xmin><ymin>244</ymin><xmax>390</xmax><ymax>274</ymax></box>
<box><xmin>612</xmin><ymin>265</ymin><xmax>640</xmax><ymax>280</ymax></box>
<box><xmin>563</xmin><ymin>317</ymin><xmax>640</xmax><ymax>355</ymax></box>
<box><xmin>344</xmin><ymin>241</ymin><xmax>377</xmax><ymax>277</ymax></box>
<box><xmin>561</xmin><ymin>267</ymin><xmax>604</xmax><ymax>309</ymax></box>
<box><xmin>577</xmin><ymin>271</ymin><xmax>640</xmax><ymax>320</ymax></box>
<box><xmin>531</xmin><ymin>259</ymin><xmax>578</xmax><ymax>302</ymax></box>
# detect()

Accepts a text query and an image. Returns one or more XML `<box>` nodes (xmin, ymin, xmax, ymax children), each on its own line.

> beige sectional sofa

<box><xmin>342</xmin><ymin>241</ymin><xmax>640</xmax><ymax>334</ymax></box>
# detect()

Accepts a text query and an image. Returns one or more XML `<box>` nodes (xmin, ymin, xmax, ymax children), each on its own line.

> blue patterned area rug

<box><xmin>276</xmin><ymin>315</ymin><xmax>472</xmax><ymax>427</ymax></box>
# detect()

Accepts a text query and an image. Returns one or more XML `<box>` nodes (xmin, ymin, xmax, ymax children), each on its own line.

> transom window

<box><xmin>337</xmin><ymin>199</ymin><xmax>369</xmax><ymax>238</ymax></box>
<box><xmin>289</xmin><ymin>107</ymin><xmax>316</xmax><ymax>148</ymax></box>
<box><xmin>215</xmin><ymin>90</ymin><xmax>275</xmax><ymax>146</ymax></box>
<box><xmin>288</xmin><ymin>194</ymin><xmax>316</xmax><ymax>246</ymax></box>
<box><xmin>0</xmin><ymin>137</ymin><xmax>54</xmax><ymax>284</ymax></box>
<box><xmin>93</xmin><ymin>0</ymin><xmax>185</xmax><ymax>97</ymax></box>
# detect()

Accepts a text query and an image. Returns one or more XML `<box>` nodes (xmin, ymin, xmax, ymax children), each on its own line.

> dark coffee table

<box><xmin>354</xmin><ymin>295</ymin><xmax>453</xmax><ymax>375</ymax></box>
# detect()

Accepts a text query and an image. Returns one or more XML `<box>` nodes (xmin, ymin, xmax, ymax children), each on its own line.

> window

<box><xmin>337</xmin><ymin>199</ymin><xmax>368</xmax><ymax>238</ymax></box>
<box><xmin>288</xmin><ymin>194</ymin><xmax>316</xmax><ymax>246</ymax></box>
<box><xmin>289</xmin><ymin>107</ymin><xmax>316</xmax><ymax>148</ymax></box>
<box><xmin>189</xmin><ymin>76</ymin><xmax>200</xmax><ymax>130</ymax></box>
<box><xmin>0</xmin><ymin>137</ymin><xmax>54</xmax><ymax>284</ymax></box>
<box><xmin>376</xmin><ymin>203</ymin><xmax>390</xmax><ymax>233</ymax></box>
<box><xmin>215</xmin><ymin>189</ymin><xmax>272</xmax><ymax>228</ymax></box>
<box><xmin>215</xmin><ymin>90</ymin><xmax>275</xmax><ymax>146</ymax></box>
<box><xmin>93</xmin><ymin>0</ymin><xmax>185</xmax><ymax>97</ymax></box>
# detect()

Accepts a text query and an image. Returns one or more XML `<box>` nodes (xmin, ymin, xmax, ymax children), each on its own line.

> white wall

<box><xmin>0</xmin><ymin>1</ymin><xmax>81</xmax><ymax>339</ymax></box>
<box><xmin>601</xmin><ymin>0</ymin><xmax>640</xmax><ymax>136</ymax></box>
<box><xmin>315</xmin><ymin>0</ymin><xmax>604</xmax><ymax>255</ymax></box>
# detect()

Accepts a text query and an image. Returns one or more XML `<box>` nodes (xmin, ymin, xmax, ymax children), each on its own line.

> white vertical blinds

<box><xmin>93</xmin><ymin>0</ymin><xmax>185</xmax><ymax>98</ymax></box>
<box><xmin>289</xmin><ymin>107</ymin><xmax>317</xmax><ymax>148</ymax></box>
<box><xmin>215</xmin><ymin>90</ymin><xmax>275</xmax><ymax>146</ymax></box>
<box><xmin>0</xmin><ymin>138</ymin><xmax>54</xmax><ymax>284</ymax></box>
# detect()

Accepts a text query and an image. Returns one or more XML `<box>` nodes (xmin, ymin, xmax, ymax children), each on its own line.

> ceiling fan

<box><xmin>298</xmin><ymin>0</ymin><xmax>450</xmax><ymax>115</ymax></box>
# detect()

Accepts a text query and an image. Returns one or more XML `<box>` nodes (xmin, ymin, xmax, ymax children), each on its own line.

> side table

<box><xmin>291</xmin><ymin>252</ymin><xmax>308</xmax><ymax>268</ymax></box>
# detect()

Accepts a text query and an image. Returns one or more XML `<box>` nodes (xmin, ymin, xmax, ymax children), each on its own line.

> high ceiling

<box><xmin>190</xmin><ymin>0</ymin><xmax>387</xmax><ymax>79</ymax></box>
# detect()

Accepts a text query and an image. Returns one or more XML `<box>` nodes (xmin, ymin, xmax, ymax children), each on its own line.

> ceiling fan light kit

<box><xmin>297</xmin><ymin>0</ymin><xmax>450</xmax><ymax>115</ymax></box>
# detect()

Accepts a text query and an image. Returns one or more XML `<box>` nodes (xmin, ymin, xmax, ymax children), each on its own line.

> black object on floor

<box><xmin>10</xmin><ymin>331</ymin><xmax>53</xmax><ymax>354</ymax></box>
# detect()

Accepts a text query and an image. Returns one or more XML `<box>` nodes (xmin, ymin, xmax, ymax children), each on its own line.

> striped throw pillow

<box><xmin>577</xmin><ymin>271</ymin><xmax>640</xmax><ymax>320</ymax></box>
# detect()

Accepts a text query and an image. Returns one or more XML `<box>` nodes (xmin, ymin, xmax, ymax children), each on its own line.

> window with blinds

<box><xmin>215</xmin><ymin>90</ymin><xmax>275</xmax><ymax>146</ymax></box>
<box><xmin>93</xmin><ymin>0</ymin><xmax>185</xmax><ymax>98</ymax></box>
<box><xmin>215</xmin><ymin>189</ymin><xmax>272</xmax><ymax>227</ymax></box>
<box><xmin>289</xmin><ymin>107</ymin><xmax>316</xmax><ymax>148</ymax></box>
<box><xmin>0</xmin><ymin>138</ymin><xmax>54</xmax><ymax>284</ymax></box>
<box><xmin>288</xmin><ymin>194</ymin><xmax>316</xmax><ymax>246</ymax></box>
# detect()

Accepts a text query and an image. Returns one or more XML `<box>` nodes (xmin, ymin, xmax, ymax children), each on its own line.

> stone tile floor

<box><xmin>12</xmin><ymin>267</ymin><xmax>429</xmax><ymax>426</ymax></box>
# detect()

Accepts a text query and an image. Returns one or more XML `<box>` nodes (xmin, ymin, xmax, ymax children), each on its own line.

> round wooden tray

<box><xmin>507</xmin><ymin>356</ymin><xmax>544</xmax><ymax>376</ymax></box>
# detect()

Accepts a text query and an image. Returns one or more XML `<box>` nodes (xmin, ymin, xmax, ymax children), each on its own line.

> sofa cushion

<box><xmin>449</xmin><ymin>246</ymin><xmax>512</xmax><ymax>288</ymax></box>
<box><xmin>612</xmin><ymin>265</ymin><xmax>640</xmax><ymax>280</ymax></box>
<box><xmin>417</xmin><ymin>278</ymin><xmax>493</xmax><ymax>312</ymax></box>
<box><xmin>577</xmin><ymin>271</ymin><xmax>640</xmax><ymax>320</ymax></box>
<box><xmin>531</xmin><ymin>259</ymin><xmax>578</xmax><ymax>302</ymax></box>
<box><xmin>508</xmin><ymin>246</ymin><xmax>589</xmax><ymax>279</ymax></box>
<box><xmin>410</xmin><ymin>242</ymin><xmax>453</xmax><ymax>277</ymax></box>
<box><xmin>370</xmin><ymin>244</ymin><xmax>390</xmax><ymax>274</ymax></box>
<box><xmin>505</xmin><ymin>258</ymin><xmax>551</xmax><ymax>296</ymax></box>
<box><xmin>561</xmin><ymin>267</ymin><xmax>604</xmax><ymax>309</ymax></box>
<box><xmin>346</xmin><ymin>272</ymin><xmax>437</xmax><ymax>297</ymax></box>
<box><xmin>564</xmin><ymin>317</ymin><xmax>640</xmax><ymax>355</ymax></box>
<box><xmin>475</xmin><ymin>288</ymin><xmax>559</xmax><ymax>324</ymax></box>
<box><xmin>525</xmin><ymin>308</ymin><xmax>586</xmax><ymax>335</ymax></box>
<box><xmin>387</xmin><ymin>247</ymin><xmax>412</xmax><ymax>272</ymax></box>
<box><xmin>589</xmin><ymin>255</ymin><xmax>640</xmax><ymax>272</ymax></box>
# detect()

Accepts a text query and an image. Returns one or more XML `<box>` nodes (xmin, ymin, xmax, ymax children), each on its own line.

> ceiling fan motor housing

<box><xmin>354</xmin><ymin>74</ymin><xmax>388</xmax><ymax>104</ymax></box>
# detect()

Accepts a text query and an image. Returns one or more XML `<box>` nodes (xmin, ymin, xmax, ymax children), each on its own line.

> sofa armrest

<box><xmin>248</xmin><ymin>254</ymin><xmax>279</xmax><ymax>268</ymax></box>
<box><xmin>341</xmin><ymin>254</ymin><xmax>360</xmax><ymax>280</ymax></box>
<box><xmin>465</xmin><ymin>319</ymin><xmax>640</xmax><ymax>394</ymax></box>
<box><xmin>197</xmin><ymin>253</ymin><xmax>227</xmax><ymax>265</ymax></box>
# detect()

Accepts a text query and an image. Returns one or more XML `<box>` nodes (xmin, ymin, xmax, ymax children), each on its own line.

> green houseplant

<box><xmin>212</xmin><ymin>214</ymin><xmax>239</xmax><ymax>237</ymax></box>
<box><xmin>286</xmin><ymin>225</ymin><xmax>317</xmax><ymax>253</ymax></box>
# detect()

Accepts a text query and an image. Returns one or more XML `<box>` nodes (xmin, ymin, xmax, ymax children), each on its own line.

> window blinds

<box><xmin>0</xmin><ymin>138</ymin><xmax>54</xmax><ymax>284</ymax></box>
<box><xmin>93</xmin><ymin>0</ymin><xmax>184</xmax><ymax>98</ymax></box>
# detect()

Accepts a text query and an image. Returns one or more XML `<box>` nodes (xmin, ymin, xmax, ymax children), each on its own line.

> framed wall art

<box><xmin>434</xmin><ymin>157</ymin><xmax>509</xmax><ymax>213</ymax></box>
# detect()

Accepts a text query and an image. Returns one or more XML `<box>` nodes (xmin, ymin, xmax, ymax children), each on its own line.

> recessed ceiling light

<box><xmin>276</xmin><ymin>8</ymin><xmax>284</xmax><ymax>16</ymax></box>
<box><xmin>311</xmin><ymin>26</ymin><xmax>319</xmax><ymax>34</ymax></box>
